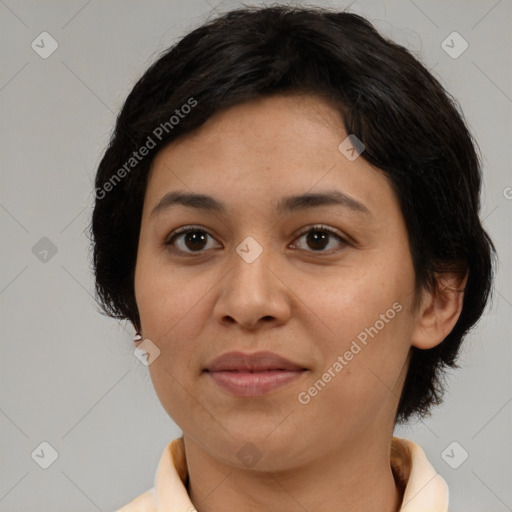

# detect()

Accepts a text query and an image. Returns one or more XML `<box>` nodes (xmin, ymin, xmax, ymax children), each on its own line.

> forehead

<box><xmin>144</xmin><ymin>94</ymin><xmax>395</xmax><ymax>218</ymax></box>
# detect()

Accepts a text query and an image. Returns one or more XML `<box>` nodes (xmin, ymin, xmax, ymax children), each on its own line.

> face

<box><xmin>134</xmin><ymin>94</ymin><xmax>419</xmax><ymax>471</ymax></box>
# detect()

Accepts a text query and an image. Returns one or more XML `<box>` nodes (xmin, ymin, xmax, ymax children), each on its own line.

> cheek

<box><xmin>134</xmin><ymin>255</ymin><xmax>231</xmax><ymax>394</ymax></box>
<box><xmin>296</xmin><ymin>252</ymin><xmax>415</xmax><ymax>405</ymax></box>
<box><xmin>305</xmin><ymin>256</ymin><xmax>414</xmax><ymax>347</ymax></box>
<box><xmin>135</xmin><ymin>263</ymin><xmax>214</xmax><ymax>428</ymax></box>
<box><xmin>135</xmin><ymin>251</ymin><xmax>210</xmax><ymax>338</ymax></box>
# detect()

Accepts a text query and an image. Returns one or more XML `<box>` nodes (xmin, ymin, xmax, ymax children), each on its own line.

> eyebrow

<box><xmin>150</xmin><ymin>190</ymin><xmax>371</xmax><ymax>218</ymax></box>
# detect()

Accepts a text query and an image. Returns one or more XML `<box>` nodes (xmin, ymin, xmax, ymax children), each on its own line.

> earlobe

<box><xmin>411</xmin><ymin>271</ymin><xmax>468</xmax><ymax>350</ymax></box>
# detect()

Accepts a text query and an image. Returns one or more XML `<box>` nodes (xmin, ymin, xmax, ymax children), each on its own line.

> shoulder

<box><xmin>392</xmin><ymin>436</ymin><xmax>449</xmax><ymax>511</ymax></box>
<box><xmin>113</xmin><ymin>437</ymin><xmax>185</xmax><ymax>512</ymax></box>
<box><xmin>113</xmin><ymin>487</ymin><xmax>155</xmax><ymax>512</ymax></box>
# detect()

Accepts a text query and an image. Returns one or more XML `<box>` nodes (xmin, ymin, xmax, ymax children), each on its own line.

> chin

<box><xmin>220</xmin><ymin>426</ymin><xmax>309</xmax><ymax>470</ymax></box>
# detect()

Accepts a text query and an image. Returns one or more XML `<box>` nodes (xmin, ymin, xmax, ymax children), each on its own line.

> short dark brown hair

<box><xmin>90</xmin><ymin>5</ymin><xmax>495</xmax><ymax>422</ymax></box>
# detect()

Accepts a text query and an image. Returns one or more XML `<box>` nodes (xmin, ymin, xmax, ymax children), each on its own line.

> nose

<box><xmin>213</xmin><ymin>242</ymin><xmax>292</xmax><ymax>331</ymax></box>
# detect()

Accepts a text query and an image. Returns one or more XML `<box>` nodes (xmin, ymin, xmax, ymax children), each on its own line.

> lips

<box><xmin>205</xmin><ymin>351</ymin><xmax>306</xmax><ymax>372</ymax></box>
<box><xmin>204</xmin><ymin>351</ymin><xmax>307</xmax><ymax>396</ymax></box>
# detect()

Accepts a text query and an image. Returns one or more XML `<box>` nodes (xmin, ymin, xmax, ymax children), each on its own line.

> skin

<box><xmin>134</xmin><ymin>93</ymin><xmax>465</xmax><ymax>512</ymax></box>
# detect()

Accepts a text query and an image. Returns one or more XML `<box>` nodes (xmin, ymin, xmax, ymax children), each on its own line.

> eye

<box><xmin>290</xmin><ymin>225</ymin><xmax>347</xmax><ymax>254</ymax></box>
<box><xmin>164</xmin><ymin>226</ymin><xmax>220</xmax><ymax>254</ymax></box>
<box><xmin>164</xmin><ymin>224</ymin><xmax>348</xmax><ymax>256</ymax></box>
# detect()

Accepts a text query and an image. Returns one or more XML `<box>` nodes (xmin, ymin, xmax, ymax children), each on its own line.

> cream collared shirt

<box><xmin>115</xmin><ymin>436</ymin><xmax>448</xmax><ymax>512</ymax></box>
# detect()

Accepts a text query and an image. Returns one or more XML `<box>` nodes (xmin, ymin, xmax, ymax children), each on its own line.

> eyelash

<box><xmin>164</xmin><ymin>224</ymin><xmax>348</xmax><ymax>256</ymax></box>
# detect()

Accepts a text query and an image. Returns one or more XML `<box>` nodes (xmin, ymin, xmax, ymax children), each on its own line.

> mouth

<box><xmin>204</xmin><ymin>351</ymin><xmax>308</xmax><ymax>397</ymax></box>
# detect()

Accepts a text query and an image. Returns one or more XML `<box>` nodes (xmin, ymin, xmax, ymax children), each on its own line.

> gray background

<box><xmin>1</xmin><ymin>0</ymin><xmax>510</xmax><ymax>510</ymax></box>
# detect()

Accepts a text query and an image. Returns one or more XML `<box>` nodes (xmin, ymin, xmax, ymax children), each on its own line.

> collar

<box><xmin>118</xmin><ymin>436</ymin><xmax>449</xmax><ymax>511</ymax></box>
<box><xmin>390</xmin><ymin>436</ymin><xmax>449</xmax><ymax>511</ymax></box>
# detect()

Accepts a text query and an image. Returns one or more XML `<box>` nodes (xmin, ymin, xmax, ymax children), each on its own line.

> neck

<box><xmin>184</xmin><ymin>433</ymin><xmax>403</xmax><ymax>512</ymax></box>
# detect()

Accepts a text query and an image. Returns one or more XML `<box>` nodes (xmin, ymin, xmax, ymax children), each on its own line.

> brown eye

<box><xmin>292</xmin><ymin>226</ymin><xmax>347</xmax><ymax>254</ymax></box>
<box><xmin>306</xmin><ymin>230</ymin><xmax>330</xmax><ymax>250</ymax></box>
<box><xmin>165</xmin><ymin>227</ymin><xmax>220</xmax><ymax>254</ymax></box>
<box><xmin>182</xmin><ymin>231</ymin><xmax>208</xmax><ymax>251</ymax></box>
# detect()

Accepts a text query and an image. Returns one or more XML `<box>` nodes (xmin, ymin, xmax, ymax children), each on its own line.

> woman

<box><xmin>91</xmin><ymin>5</ymin><xmax>494</xmax><ymax>511</ymax></box>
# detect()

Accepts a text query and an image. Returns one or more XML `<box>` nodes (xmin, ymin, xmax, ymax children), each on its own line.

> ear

<box><xmin>133</xmin><ymin>331</ymin><xmax>143</xmax><ymax>348</ymax></box>
<box><xmin>411</xmin><ymin>270</ymin><xmax>468</xmax><ymax>349</ymax></box>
